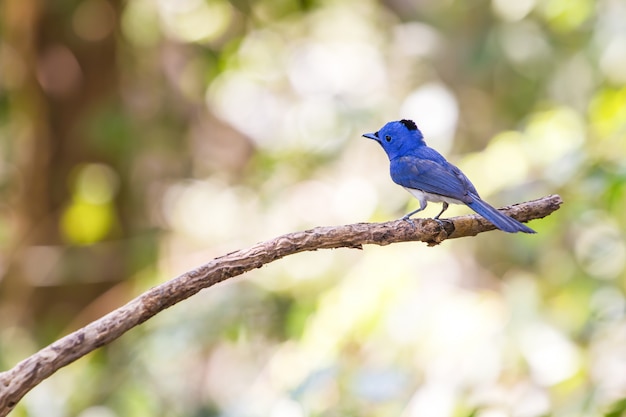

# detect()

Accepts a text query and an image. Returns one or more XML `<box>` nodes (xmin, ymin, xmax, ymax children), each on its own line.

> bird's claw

<box><xmin>432</xmin><ymin>218</ymin><xmax>445</xmax><ymax>229</ymax></box>
<box><xmin>401</xmin><ymin>216</ymin><xmax>416</xmax><ymax>228</ymax></box>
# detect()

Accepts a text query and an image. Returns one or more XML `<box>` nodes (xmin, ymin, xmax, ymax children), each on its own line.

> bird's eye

<box><xmin>385</xmin><ymin>135</ymin><xmax>391</xmax><ymax>142</ymax></box>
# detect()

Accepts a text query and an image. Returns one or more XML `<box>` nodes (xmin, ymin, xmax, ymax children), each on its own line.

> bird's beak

<box><xmin>362</xmin><ymin>132</ymin><xmax>378</xmax><ymax>141</ymax></box>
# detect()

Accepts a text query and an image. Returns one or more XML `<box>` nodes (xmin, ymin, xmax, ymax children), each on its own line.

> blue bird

<box><xmin>363</xmin><ymin>119</ymin><xmax>535</xmax><ymax>234</ymax></box>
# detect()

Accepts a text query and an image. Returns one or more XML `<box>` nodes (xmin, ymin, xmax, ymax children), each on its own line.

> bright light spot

<box><xmin>600</xmin><ymin>36</ymin><xmax>626</xmax><ymax>85</ymax></box>
<box><xmin>352</xmin><ymin>368</ymin><xmax>408</xmax><ymax>402</ymax></box>
<box><xmin>270</xmin><ymin>398</ymin><xmax>305</xmax><ymax>417</ymax></box>
<box><xmin>400</xmin><ymin>83</ymin><xmax>458</xmax><ymax>154</ymax></box>
<box><xmin>588</xmin><ymin>87</ymin><xmax>626</xmax><ymax>140</ymax></box>
<box><xmin>274</xmin><ymin>250</ymin><xmax>335</xmax><ymax>285</ymax></box>
<box><xmin>156</xmin><ymin>0</ymin><xmax>200</xmax><ymax>13</ymax></box>
<box><xmin>513</xmin><ymin>387</ymin><xmax>552</xmax><ymax>417</ymax></box>
<box><xmin>575</xmin><ymin>218</ymin><xmax>626</xmax><ymax>280</ymax></box>
<box><xmin>23</xmin><ymin>382</ymin><xmax>65</xmax><ymax>417</ymax></box>
<box><xmin>74</xmin><ymin>163</ymin><xmax>119</xmax><ymax>204</ymax></box>
<box><xmin>393</xmin><ymin>23</ymin><xmax>441</xmax><ymax>57</ymax></box>
<box><xmin>589</xmin><ymin>322</ymin><xmax>626</xmax><ymax>399</ymax></box>
<box><xmin>60</xmin><ymin>164</ymin><xmax>119</xmax><ymax>245</ymax></box>
<box><xmin>208</xmin><ymin>72</ymin><xmax>288</xmax><ymax>146</ymax></box>
<box><xmin>538</xmin><ymin>0</ymin><xmax>593</xmax><ymax>32</ymax></box>
<box><xmin>287</xmin><ymin>41</ymin><xmax>387</xmax><ymax>99</ymax></box>
<box><xmin>284</xmin><ymin>97</ymin><xmax>348</xmax><ymax>152</ymax></box>
<box><xmin>411</xmin><ymin>293</ymin><xmax>504</xmax><ymax>385</ymax></box>
<box><xmin>332</xmin><ymin>177</ymin><xmax>378</xmax><ymax>222</ymax></box>
<box><xmin>473</xmin><ymin>384</ymin><xmax>550</xmax><ymax>417</ymax></box>
<box><xmin>499</xmin><ymin>22</ymin><xmax>550</xmax><ymax>72</ymax></box>
<box><xmin>492</xmin><ymin>0</ymin><xmax>536</xmax><ymax>21</ymax></box>
<box><xmin>259</xmin><ymin>249</ymin><xmax>417</xmax><ymax>395</ymax></box>
<box><xmin>382</xmin><ymin>254</ymin><xmax>505</xmax><ymax>387</ymax></box>
<box><xmin>121</xmin><ymin>0</ymin><xmax>161</xmax><ymax>47</ymax></box>
<box><xmin>157</xmin><ymin>0</ymin><xmax>233</xmax><ymax>43</ymax></box>
<box><xmin>61</xmin><ymin>201</ymin><xmax>115</xmax><ymax>245</ymax></box>
<box><xmin>402</xmin><ymin>383</ymin><xmax>455</xmax><ymax>417</ymax></box>
<box><xmin>549</xmin><ymin>54</ymin><xmax>595</xmax><ymax>110</ymax></box>
<box><xmin>519</xmin><ymin>323</ymin><xmax>580</xmax><ymax>386</ymax></box>
<box><xmin>513</xmin><ymin>386</ymin><xmax>551</xmax><ymax>417</ymax></box>
<box><xmin>297</xmin><ymin>249</ymin><xmax>416</xmax><ymax>360</ymax></box>
<box><xmin>502</xmin><ymin>270</ymin><xmax>541</xmax><ymax>320</ymax></box>
<box><xmin>203</xmin><ymin>343</ymin><xmax>263</xmax><ymax>408</ymax></box>
<box><xmin>460</xmin><ymin>131</ymin><xmax>529</xmax><ymax>196</ymax></box>
<box><xmin>476</xmin><ymin>410</ymin><xmax>508</xmax><ymax>417</ymax></box>
<box><xmin>237</xmin><ymin>30</ymin><xmax>287</xmax><ymax>82</ymax></box>
<box><xmin>285</xmin><ymin>180</ymin><xmax>334</xmax><ymax>224</ymax></box>
<box><xmin>207</xmin><ymin>12</ymin><xmax>389</xmax><ymax>148</ymax></box>
<box><xmin>590</xmin><ymin>287</ymin><xmax>625</xmax><ymax>321</ymax></box>
<box><xmin>524</xmin><ymin>106</ymin><xmax>585</xmax><ymax>165</ymax></box>
<box><xmin>162</xmin><ymin>181</ymin><xmax>256</xmax><ymax>243</ymax></box>
<box><xmin>77</xmin><ymin>406</ymin><xmax>118</xmax><ymax>417</ymax></box>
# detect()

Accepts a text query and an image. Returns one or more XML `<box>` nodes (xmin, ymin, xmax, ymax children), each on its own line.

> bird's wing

<box><xmin>390</xmin><ymin>156</ymin><xmax>475</xmax><ymax>203</ymax></box>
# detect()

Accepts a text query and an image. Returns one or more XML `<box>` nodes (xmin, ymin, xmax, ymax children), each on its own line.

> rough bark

<box><xmin>0</xmin><ymin>194</ymin><xmax>562</xmax><ymax>414</ymax></box>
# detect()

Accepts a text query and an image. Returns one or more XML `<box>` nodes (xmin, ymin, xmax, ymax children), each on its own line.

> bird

<box><xmin>363</xmin><ymin>119</ymin><xmax>535</xmax><ymax>233</ymax></box>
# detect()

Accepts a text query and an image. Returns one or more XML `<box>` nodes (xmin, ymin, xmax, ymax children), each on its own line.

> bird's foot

<box><xmin>401</xmin><ymin>215</ymin><xmax>416</xmax><ymax>228</ymax></box>
<box><xmin>432</xmin><ymin>218</ymin><xmax>445</xmax><ymax>229</ymax></box>
<box><xmin>432</xmin><ymin>213</ymin><xmax>446</xmax><ymax>227</ymax></box>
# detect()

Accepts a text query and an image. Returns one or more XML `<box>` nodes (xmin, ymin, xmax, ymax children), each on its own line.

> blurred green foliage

<box><xmin>1</xmin><ymin>0</ymin><xmax>625</xmax><ymax>416</ymax></box>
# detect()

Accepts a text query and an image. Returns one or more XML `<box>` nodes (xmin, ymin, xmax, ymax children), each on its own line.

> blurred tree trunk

<box><xmin>1</xmin><ymin>0</ymin><xmax>128</xmax><ymax>341</ymax></box>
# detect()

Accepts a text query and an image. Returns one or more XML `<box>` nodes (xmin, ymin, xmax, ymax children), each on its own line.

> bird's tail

<box><xmin>466</xmin><ymin>196</ymin><xmax>536</xmax><ymax>234</ymax></box>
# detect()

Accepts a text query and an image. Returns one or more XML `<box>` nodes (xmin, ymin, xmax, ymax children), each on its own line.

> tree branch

<box><xmin>0</xmin><ymin>194</ymin><xmax>562</xmax><ymax>414</ymax></box>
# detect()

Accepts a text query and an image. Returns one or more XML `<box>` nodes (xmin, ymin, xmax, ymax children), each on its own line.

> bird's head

<box><xmin>362</xmin><ymin>119</ymin><xmax>425</xmax><ymax>160</ymax></box>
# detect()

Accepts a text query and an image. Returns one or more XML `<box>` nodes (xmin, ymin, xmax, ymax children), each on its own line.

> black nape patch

<box><xmin>399</xmin><ymin>119</ymin><xmax>417</xmax><ymax>131</ymax></box>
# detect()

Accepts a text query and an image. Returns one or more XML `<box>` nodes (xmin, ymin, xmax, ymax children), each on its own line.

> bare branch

<box><xmin>0</xmin><ymin>194</ymin><xmax>562</xmax><ymax>414</ymax></box>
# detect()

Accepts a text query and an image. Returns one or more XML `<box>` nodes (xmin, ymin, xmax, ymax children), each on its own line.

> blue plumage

<box><xmin>363</xmin><ymin>119</ymin><xmax>535</xmax><ymax>234</ymax></box>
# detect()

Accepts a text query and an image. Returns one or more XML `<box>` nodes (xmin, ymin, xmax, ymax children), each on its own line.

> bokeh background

<box><xmin>1</xmin><ymin>0</ymin><xmax>626</xmax><ymax>416</ymax></box>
